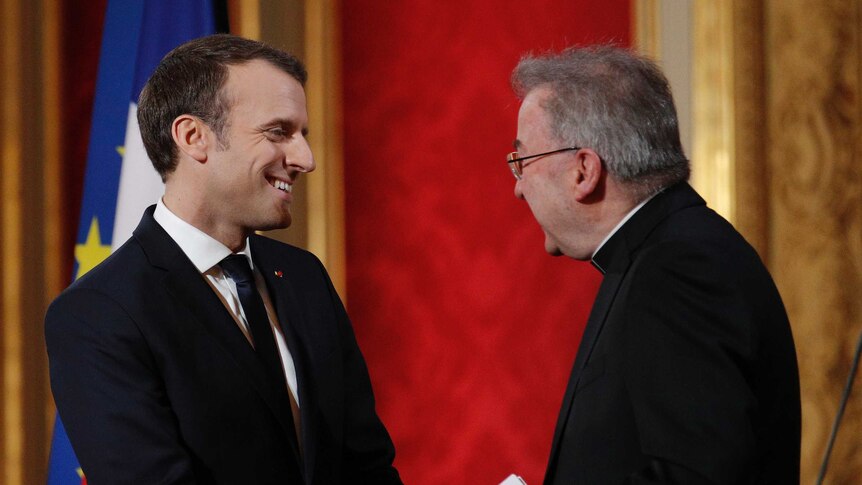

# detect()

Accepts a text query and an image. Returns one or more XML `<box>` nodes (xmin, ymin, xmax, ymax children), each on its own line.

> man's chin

<box><xmin>544</xmin><ymin>238</ymin><xmax>564</xmax><ymax>257</ymax></box>
<box><xmin>255</xmin><ymin>213</ymin><xmax>292</xmax><ymax>232</ymax></box>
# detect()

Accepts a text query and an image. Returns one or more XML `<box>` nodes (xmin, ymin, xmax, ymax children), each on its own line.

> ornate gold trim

<box><xmin>1</xmin><ymin>0</ymin><xmax>25</xmax><ymax>480</ymax></box>
<box><xmin>635</xmin><ymin>0</ymin><xmax>736</xmax><ymax>225</ymax></box>
<box><xmin>304</xmin><ymin>0</ymin><xmax>346</xmax><ymax>298</ymax></box>
<box><xmin>633</xmin><ymin>0</ymin><xmax>661</xmax><ymax>58</ymax></box>
<box><xmin>229</xmin><ymin>0</ymin><xmax>261</xmax><ymax>40</ymax></box>
<box><xmin>692</xmin><ymin>1</ymin><xmax>735</xmax><ymax>223</ymax></box>
<box><xmin>42</xmin><ymin>0</ymin><xmax>63</xmax><ymax>455</ymax></box>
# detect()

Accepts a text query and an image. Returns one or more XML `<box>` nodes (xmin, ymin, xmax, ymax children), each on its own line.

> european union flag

<box><xmin>47</xmin><ymin>1</ymin><xmax>224</xmax><ymax>483</ymax></box>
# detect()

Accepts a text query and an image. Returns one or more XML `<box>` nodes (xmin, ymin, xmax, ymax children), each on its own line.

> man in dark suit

<box><xmin>508</xmin><ymin>46</ymin><xmax>800</xmax><ymax>483</ymax></box>
<box><xmin>46</xmin><ymin>34</ymin><xmax>401</xmax><ymax>484</ymax></box>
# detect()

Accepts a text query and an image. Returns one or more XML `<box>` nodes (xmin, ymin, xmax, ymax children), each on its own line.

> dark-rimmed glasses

<box><xmin>506</xmin><ymin>146</ymin><xmax>580</xmax><ymax>180</ymax></box>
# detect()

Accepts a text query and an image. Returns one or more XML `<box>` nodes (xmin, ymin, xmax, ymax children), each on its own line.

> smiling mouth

<box><xmin>268</xmin><ymin>178</ymin><xmax>292</xmax><ymax>193</ymax></box>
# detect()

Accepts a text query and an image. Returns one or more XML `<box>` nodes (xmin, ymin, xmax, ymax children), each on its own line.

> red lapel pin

<box><xmin>274</xmin><ymin>270</ymin><xmax>283</xmax><ymax>278</ymax></box>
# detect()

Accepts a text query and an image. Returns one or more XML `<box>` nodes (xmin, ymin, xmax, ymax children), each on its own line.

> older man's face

<box><xmin>513</xmin><ymin>88</ymin><xmax>580</xmax><ymax>257</ymax></box>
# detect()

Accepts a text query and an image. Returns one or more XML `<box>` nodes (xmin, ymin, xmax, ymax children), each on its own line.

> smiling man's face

<box><xmin>201</xmin><ymin>59</ymin><xmax>315</xmax><ymax>238</ymax></box>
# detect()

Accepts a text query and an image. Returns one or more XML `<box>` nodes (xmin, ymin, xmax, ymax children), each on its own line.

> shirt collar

<box><xmin>153</xmin><ymin>198</ymin><xmax>253</xmax><ymax>273</ymax></box>
<box><xmin>591</xmin><ymin>192</ymin><xmax>656</xmax><ymax>261</ymax></box>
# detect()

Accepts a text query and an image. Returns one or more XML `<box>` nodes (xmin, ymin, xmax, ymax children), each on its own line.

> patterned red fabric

<box><xmin>341</xmin><ymin>2</ymin><xmax>630</xmax><ymax>483</ymax></box>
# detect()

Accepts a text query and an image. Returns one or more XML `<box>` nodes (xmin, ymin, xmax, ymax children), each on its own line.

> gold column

<box><xmin>228</xmin><ymin>0</ymin><xmax>260</xmax><ymax>40</ymax></box>
<box><xmin>304</xmin><ymin>0</ymin><xmax>346</xmax><ymax>298</ymax></box>
<box><xmin>724</xmin><ymin>1</ymin><xmax>768</xmax><ymax>256</ymax></box>
<box><xmin>633</xmin><ymin>0</ymin><xmax>661</xmax><ymax>62</ymax></box>
<box><xmin>691</xmin><ymin>0</ymin><xmax>769</xmax><ymax>255</ymax></box>
<box><xmin>1</xmin><ymin>0</ymin><xmax>26</xmax><ymax>480</ymax></box>
<box><xmin>692</xmin><ymin>1</ymin><xmax>736</xmax><ymax>226</ymax></box>
<box><xmin>41</xmin><ymin>0</ymin><xmax>64</xmax><ymax>460</ymax></box>
<box><xmin>1</xmin><ymin>0</ymin><xmax>61</xmax><ymax>483</ymax></box>
<box><xmin>635</xmin><ymin>1</ymin><xmax>739</xmax><ymax>226</ymax></box>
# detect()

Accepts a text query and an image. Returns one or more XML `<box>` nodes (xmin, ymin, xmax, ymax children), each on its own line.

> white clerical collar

<box><xmin>591</xmin><ymin>193</ymin><xmax>656</xmax><ymax>259</ymax></box>
<box><xmin>153</xmin><ymin>198</ymin><xmax>253</xmax><ymax>273</ymax></box>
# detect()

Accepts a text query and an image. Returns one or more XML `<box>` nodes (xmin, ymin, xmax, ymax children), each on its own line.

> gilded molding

<box><xmin>229</xmin><ymin>0</ymin><xmax>261</xmax><ymax>40</ymax></box>
<box><xmin>635</xmin><ymin>1</ymin><xmax>740</xmax><ymax>228</ymax></box>
<box><xmin>692</xmin><ymin>1</ymin><xmax>735</xmax><ymax>224</ymax></box>
<box><xmin>42</xmin><ymin>0</ymin><xmax>63</xmax><ymax>452</ymax></box>
<box><xmin>1</xmin><ymin>0</ymin><xmax>26</xmax><ymax>481</ymax></box>
<box><xmin>633</xmin><ymin>0</ymin><xmax>661</xmax><ymax>58</ymax></box>
<box><xmin>304</xmin><ymin>0</ymin><xmax>346</xmax><ymax>298</ymax></box>
<box><xmin>727</xmin><ymin>1</ymin><xmax>767</xmax><ymax>258</ymax></box>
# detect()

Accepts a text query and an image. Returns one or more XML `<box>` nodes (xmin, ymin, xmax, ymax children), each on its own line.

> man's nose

<box><xmin>514</xmin><ymin>180</ymin><xmax>525</xmax><ymax>200</ymax></box>
<box><xmin>290</xmin><ymin>138</ymin><xmax>316</xmax><ymax>173</ymax></box>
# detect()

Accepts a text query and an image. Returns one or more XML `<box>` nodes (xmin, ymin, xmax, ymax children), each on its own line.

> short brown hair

<box><xmin>137</xmin><ymin>34</ymin><xmax>307</xmax><ymax>181</ymax></box>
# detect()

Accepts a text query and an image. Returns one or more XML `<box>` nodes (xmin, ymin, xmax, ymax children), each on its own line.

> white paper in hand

<box><xmin>499</xmin><ymin>474</ymin><xmax>527</xmax><ymax>485</ymax></box>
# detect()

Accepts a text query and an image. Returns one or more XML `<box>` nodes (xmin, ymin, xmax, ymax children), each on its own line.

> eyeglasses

<box><xmin>506</xmin><ymin>146</ymin><xmax>580</xmax><ymax>180</ymax></box>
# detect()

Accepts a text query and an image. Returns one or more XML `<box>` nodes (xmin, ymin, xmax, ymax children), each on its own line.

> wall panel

<box><xmin>1</xmin><ymin>1</ymin><xmax>64</xmax><ymax>483</ymax></box>
<box><xmin>340</xmin><ymin>2</ymin><xmax>629</xmax><ymax>482</ymax></box>
<box><xmin>766</xmin><ymin>1</ymin><xmax>862</xmax><ymax>482</ymax></box>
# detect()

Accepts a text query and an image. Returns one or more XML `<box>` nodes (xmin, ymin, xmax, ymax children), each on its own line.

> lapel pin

<box><xmin>274</xmin><ymin>270</ymin><xmax>283</xmax><ymax>278</ymax></box>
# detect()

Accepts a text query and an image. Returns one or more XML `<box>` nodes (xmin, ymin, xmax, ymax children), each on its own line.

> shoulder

<box><xmin>63</xmin><ymin>236</ymin><xmax>153</xmax><ymax>296</ymax></box>
<box><xmin>250</xmin><ymin>235</ymin><xmax>325</xmax><ymax>269</ymax></box>
<box><xmin>45</xmin><ymin>282</ymin><xmax>147</xmax><ymax>359</ymax></box>
<box><xmin>634</xmin><ymin>203</ymin><xmax>765</xmax><ymax>280</ymax></box>
<box><xmin>620</xmin><ymin>210</ymin><xmax>784</xmax><ymax>355</ymax></box>
<box><xmin>627</xmin><ymin>218</ymin><xmax>770</xmax><ymax>314</ymax></box>
<box><xmin>250</xmin><ymin>234</ymin><xmax>316</xmax><ymax>258</ymax></box>
<box><xmin>249</xmin><ymin>235</ymin><xmax>335</xmax><ymax>293</ymax></box>
<box><xmin>46</xmin><ymin>237</ymin><xmax>157</xmax><ymax>335</ymax></box>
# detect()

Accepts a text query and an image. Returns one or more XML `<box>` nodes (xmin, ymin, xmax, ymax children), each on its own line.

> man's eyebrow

<box><xmin>260</xmin><ymin>118</ymin><xmax>309</xmax><ymax>133</ymax></box>
<box><xmin>261</xmin><ymin>117</ymin><xmax>295</xmax><ymax>128</ymax></box>
<box><xmin>513</xmin><ymin>139</ymin><xmax>523</xmax><ymax>150</ymax></box>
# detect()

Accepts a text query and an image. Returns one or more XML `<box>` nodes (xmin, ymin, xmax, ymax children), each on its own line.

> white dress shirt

<box><xmin>154</xmin><ymin>199</ymin><xmax>300</xmax><ymax>406</ymax></box>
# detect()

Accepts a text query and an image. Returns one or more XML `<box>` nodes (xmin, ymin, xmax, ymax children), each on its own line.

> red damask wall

<box><xmin>340</xmin><ymin>2</ymin><xmax>630</xmax><ymax>483</ymax></box>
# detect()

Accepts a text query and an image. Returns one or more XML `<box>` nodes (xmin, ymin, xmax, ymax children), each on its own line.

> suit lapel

<box><xmin>252</xmin><ymin>238</ymin><xmax>319</xmax><ymax>483</ymax></box>
<box><xmin>544</xmin><ymin>270</ymin><xmax>625</xmax><ymax>482</ymax></box>
<box><xmin>133</xmin><ymin>208</ymin><xmax>302</xmax><ymax>464</ymax></box>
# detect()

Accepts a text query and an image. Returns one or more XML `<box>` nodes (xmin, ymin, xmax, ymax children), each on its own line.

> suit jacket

<box><xmin>544</xmin><ymin>183</ymin><xmax>800</xmax><ymax>484</ymax></box>
<box><xmin>46</xmin><ymin>206</ymin><xmax>401</xmax><ymax>484</ymax></box>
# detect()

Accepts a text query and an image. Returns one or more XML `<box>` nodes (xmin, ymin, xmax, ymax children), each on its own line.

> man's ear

<box><xmin>571</xmin><ymin>148</ymin><xmax>603</xmax><ymax>202</ymax></box>
<box><xmin>171</xmin><ymin>114</ymin><xmax>209</xmax><ymax>163</ymax></box>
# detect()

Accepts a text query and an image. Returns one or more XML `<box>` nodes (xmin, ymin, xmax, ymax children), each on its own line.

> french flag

<box><xmin>47</xmin><ymin>1</ymin><xmax>223</xmax><ymax>483</ymax></box>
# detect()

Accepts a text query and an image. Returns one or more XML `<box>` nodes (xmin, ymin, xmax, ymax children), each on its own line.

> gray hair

<box><xmin>511</xmin><ymin>45</ymin><xmax>689</xmax><ymax>199</ymax></box>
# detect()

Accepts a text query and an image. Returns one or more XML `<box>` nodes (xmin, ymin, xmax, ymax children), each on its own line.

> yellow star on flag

<box><xmin>75</xmin><ymin>217</ymin><xmax>112</xmax><ymax>280</ymax></box>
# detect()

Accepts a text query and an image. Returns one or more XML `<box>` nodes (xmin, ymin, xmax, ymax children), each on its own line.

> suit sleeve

<box><xmin>46</xmin><ymin>287</ymin><xmax>197</xmax><ymax>484</ymax></box>
<box><xmin>316</xmin><ymin>260</ymin><xmax>403</xmax><ymax>485</ymax></box>
<box><xmin>621</xmin><ymin>242</ymin><xmax>758</xmax><ymax>484</ymax></box>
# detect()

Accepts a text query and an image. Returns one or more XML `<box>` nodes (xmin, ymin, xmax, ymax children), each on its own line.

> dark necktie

<box><xmin>219</xmin><ymin>254</ymin><xmax>286</xmax><ymax>385</ymax></box>
<box><xmin>219</xmin><ymin>254</ymin><xmax>303</xmax><ymax>453</ymax></box>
